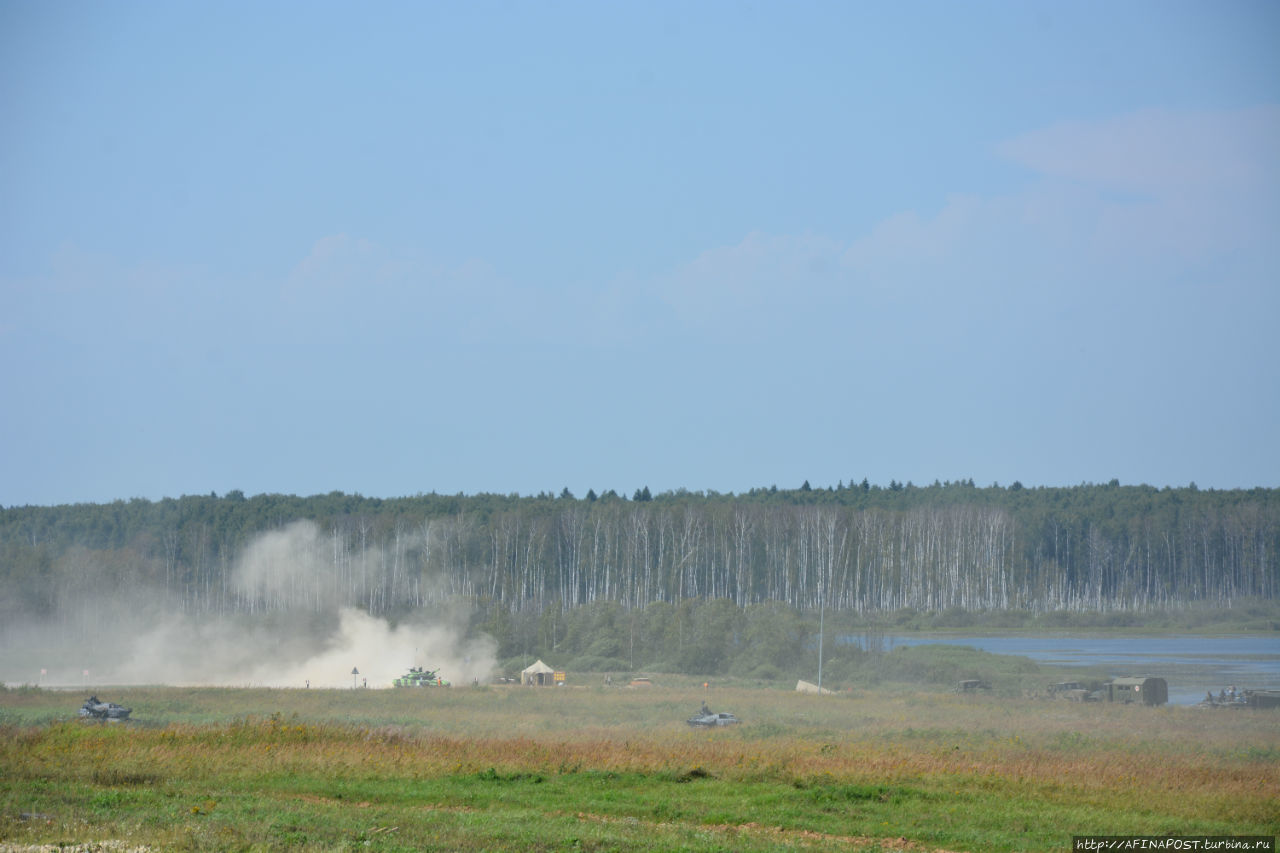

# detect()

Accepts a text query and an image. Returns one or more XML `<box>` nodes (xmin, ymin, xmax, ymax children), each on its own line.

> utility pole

<box><xmin>817</xmin><ymin>575</ymin><xmax>825</xmax><ymax>693</ymax></box>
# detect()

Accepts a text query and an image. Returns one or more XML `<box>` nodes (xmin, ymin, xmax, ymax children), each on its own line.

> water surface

<box><xmin>842</xmin><ymin>633</ymin><xmax>1280</xmax><ymax>705</ymax></box>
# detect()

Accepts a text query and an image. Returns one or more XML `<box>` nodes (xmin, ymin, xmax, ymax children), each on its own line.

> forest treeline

<box><xmin>3</xmin><ymin>482</ymin><xmax>1276</xmax><ymax>644</ymax></box>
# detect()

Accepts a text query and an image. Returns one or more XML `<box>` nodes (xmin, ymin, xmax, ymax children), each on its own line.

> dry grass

<box><xmin>2</xmin><ymin>684</ymin><xmax>1278</xmax><ymax>851</ymax></box>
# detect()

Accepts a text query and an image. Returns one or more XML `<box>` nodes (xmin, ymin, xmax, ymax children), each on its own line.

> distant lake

<box><xmin>839</xmin><ymin>634</ymin><xmax>1280</xmax><ymax>705</ymax></box>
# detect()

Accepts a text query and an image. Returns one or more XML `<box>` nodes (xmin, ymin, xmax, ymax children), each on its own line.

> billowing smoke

<box><xmin>232</xmin><ymin>520</ymin><xmax>338</xmax><ymax>608</ymax></box>
<box><xmin>101</xmin><ymin>605</ymin><xmax>496</xmax><ymax>688</ymax></box>
<box><xmin>0</xmin><ymin>521</ymin><xmax>496</xmax><ymax>689</ymax></box>
<box><xmin>242</xmin><ymin>606</ymin><xmax>494</xmax><ymax>688</ymax></box>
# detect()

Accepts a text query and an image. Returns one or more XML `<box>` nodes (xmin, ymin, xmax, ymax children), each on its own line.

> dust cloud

<box><xmin>0</xmin><ymin>522</ymin><xmax>496</xmax><ymax>689</ymax></box>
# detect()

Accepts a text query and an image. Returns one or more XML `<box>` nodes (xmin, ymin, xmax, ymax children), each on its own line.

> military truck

<box><xmin>1047</xmin><ymin>681</ymin><xmax>1095</xmax><ymax>701</ymax></box>
<box><xmin>1103</xmin><ymin>676</ymin><xmax>1167</xmax><ymax>705</ymax></box>
<box><xmin>1244</xmin><ymin>689</ymin><xmax>1280</xmax><ymax>709</ymax></box>
<box><xmin>956</xmin><ymin>679</ymin><xmax>991</xmax><ymax>692</ymax></box>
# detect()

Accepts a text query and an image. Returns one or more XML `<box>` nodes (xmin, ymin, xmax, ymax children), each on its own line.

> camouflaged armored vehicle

<box><xmin>79</xmin><ymin>696</ymin><xmax>131</xmax><ymax>720</ymax></box>
<box><xmin>393</xmin><ymin>666</ymin><xmax>448</xmax><ymax>687</ymax></box>
<box><xmin>687</xmin><ymin>702</ymin><xmax>740</xmax><ymax>727</ymax></box>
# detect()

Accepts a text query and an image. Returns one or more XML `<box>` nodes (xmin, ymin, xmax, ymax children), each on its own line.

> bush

<box><xmin>931</xmin><ymin>608</ymin><xmax>975</xmax><ymax>628</ymax></box>
<box><xmin>728</xmin><ymin>661</ymin><xmax>784</xmax><ymax>681</ymax></box>
<box><xmin>568</xmin><ymin>655</ymin><xmax>629</xmax><ymax>674</ymax></box>
<box><xmin>987</xmin><ymin>609</ymin><xmax>1034</xmax><ymax>628</ymax></box>
<box><xmin>810</xmin><ymin>654</ymin><xmax>873</xmax><ymax>688</ymax></box>
<box><xmin>499</xmin><ymin>656</ymin><xmax>541</xmax><ymax>676</ymax></box>
<box><xmin>585</xmin><ymin>637</ymin><xmax>624</xmax><ymax>659</ymax></box>
<box><xmin>641</xmin><ymin>659</ymin><xmax>680</xmax><ymax>675</ymax></box>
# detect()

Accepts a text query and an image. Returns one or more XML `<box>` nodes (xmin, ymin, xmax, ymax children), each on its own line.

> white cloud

<box><xmin>229</xmin><ymin>107</ymin><xmax>1280</xmax><ymax>355</ymax></box>
<box><xmin>997</xmin><ymin>106</ymin><xmax>1280</xmax><ymax>195</ymax></box>
<box><xmin>277</xmin><ymin>234</ymin><xmax>523</xmax><ymax>344</ymax></box>
<box><xmin>997</xmin><ymin>105</ymin><xmax>1280</xmax><ymax>263</ymax></box>
<box><xmin>654</xmin><ymin>231</ymin><xmax>848</xmax><ymax>334</ymax></box>
<box><xmin>829</xmin><ymin>106</ymin><xmax>1280</xmax><ymax>293</ymax></box>
<box><xmin>838</xmin><ymin>194</ymin><xmax>1028</xmax><ymax>286</ymax></box>
<box><xmin>283</xmin><ymin>233</ymin><xmax>380</xmax><ymax>298</ymax></box>
<box><xmin>278</xmin><ymin>233</ymin><xmax>653</xmax><ymax>348</ymax></box>
<box><xmin>630</xmin><ymin>106</ymin><xmax>1280</xmax><ymax>354</ymax></box>
<box><xmin>0</xmin><ymin>244</ymin><xmax>230</xmax><ymax>352</ymax></box>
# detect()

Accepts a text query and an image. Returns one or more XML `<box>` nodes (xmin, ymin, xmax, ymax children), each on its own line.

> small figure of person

<box><xmin>701</xmin><ymin>700</ymin><xmax>711</xmax><ymax>716</ymax></box>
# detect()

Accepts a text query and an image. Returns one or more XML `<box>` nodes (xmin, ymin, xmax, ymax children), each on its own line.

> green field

<box><xmin>2</xmin><ymin>666</ymin><xmax>1277</xmax><ymax>852</ymax></box>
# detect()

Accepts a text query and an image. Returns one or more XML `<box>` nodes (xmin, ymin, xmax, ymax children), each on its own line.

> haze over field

<box><xmin>1</xmin><ymin>2</ymin><xmax>1277</xmax><ymax>507</ymax></box>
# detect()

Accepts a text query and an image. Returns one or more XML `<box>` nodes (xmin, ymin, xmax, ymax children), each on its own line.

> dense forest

<box><xmin>4</xmin><ymin>481</ymin><xmax>1275</xmax><ymax>633</ymax></box>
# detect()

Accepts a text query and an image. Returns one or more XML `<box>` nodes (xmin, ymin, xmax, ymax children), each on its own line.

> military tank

<box><xmin>393</xmin><ymin>666</ymin><xmax>449</xmax><ymax>687</ymax></box>
<box><xmin>686</xmin><ymin>702</ymin><xmax>740</xmax><ymax>727</ymax></box>
<box><xmin>79</xmin><ymin>695</ymin><xmax>131</xmax><ymax>720</ymax></box>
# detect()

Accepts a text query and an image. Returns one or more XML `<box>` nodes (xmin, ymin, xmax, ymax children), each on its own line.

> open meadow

<box><xmin>2</xmin><ymin>676</ymin><xmax>1278</xmax><ymax>852</ymax></box>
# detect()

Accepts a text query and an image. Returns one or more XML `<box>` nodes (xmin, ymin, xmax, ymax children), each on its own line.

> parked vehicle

<box><xmin>1244</xmin><ymin>689</ymin><xmax>1280</xmax><ymax>709</ymax></box>
<box><xmin>956</xmin><ymin>679</ymin><xmax>992</xmax><ymax>692</ymax></box>
<box><xmin>1047</xmin><ymin>681</ymin><xmax>1095</xmax><ymax>701</ymax></box>
<box><xmin>1103</xmin><ymin>676</ymin><xmax>1167</xmax><ymax>705</ymax></box>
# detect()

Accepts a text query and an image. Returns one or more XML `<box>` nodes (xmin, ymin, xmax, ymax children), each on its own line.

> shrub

<box><xmin>728</xmin><ymin>661</ymin><xmax>784</xmax><ymax>681</ymax></box>
<box><xmin>568</xmin><ymin>655</ymin><xmax>629</xmax><ymax>674</ymax></box>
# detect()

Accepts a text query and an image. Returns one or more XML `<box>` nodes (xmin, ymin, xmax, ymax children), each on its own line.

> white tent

<box><xmin>521</xmin><ymin>659</ymin><xmax>556</xmax><ymax>686</ymax></box>
<box><xmin>795</xmin><ymin>679</ymin><xmax>834</xmax><ymax>695</ymax></box>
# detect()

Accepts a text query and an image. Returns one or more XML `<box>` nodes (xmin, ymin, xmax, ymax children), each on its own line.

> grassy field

<box><xmin>2</xmin><ymin>669</ymin><xmax>1278</xmax><ymax>851</ymax></box>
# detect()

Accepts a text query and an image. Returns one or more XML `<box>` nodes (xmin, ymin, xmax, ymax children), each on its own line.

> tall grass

<box><xmin>2</xmin><ymin>684</ymin><xmax>1277</xmax><ymax>851</ymax></box>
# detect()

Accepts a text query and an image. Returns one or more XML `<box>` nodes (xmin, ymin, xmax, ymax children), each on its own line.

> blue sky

<box><xmin>2</xmin><ymin>1</ymin><xmax>1278</xmax><ymax>506</ymax></box>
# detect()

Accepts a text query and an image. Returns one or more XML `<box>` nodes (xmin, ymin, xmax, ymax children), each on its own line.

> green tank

<box><xmin>393</xmin><ymin>666</ymin><xmax>449</xmax><ymax>687</ymax></box>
